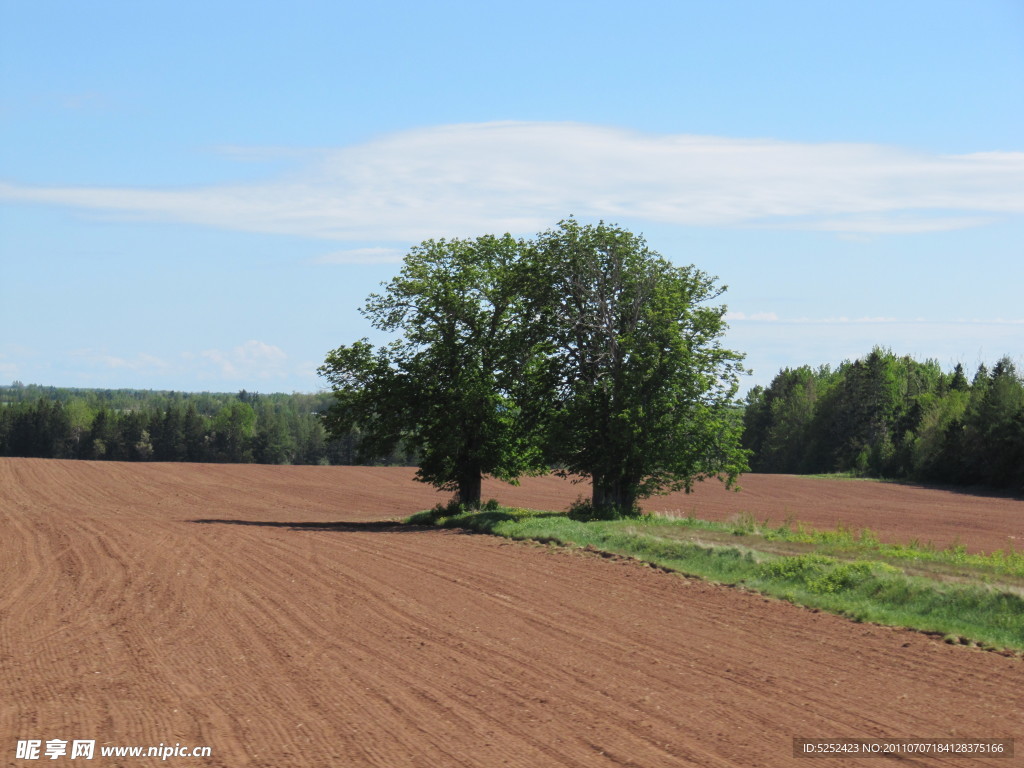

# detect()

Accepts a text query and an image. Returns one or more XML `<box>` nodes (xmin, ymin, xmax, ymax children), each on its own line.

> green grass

<box><xmin>407</xmin><ymin>505</ymin><xmax>1024</xmax><ymax>653</ymax></box>
<box><xmin>650</xmin><ymin>512</ymin><xmax>1024</xmax><ymax>580</ymax></box>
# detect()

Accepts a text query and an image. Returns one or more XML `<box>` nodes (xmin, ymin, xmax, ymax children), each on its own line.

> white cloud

<box><xmin>2</xmin><ymin>121</ymin><xmax>1023</xmax><ymax>240</ymax></box>
<box><xmin>727</xmin><ymin>311</ymin><xmax>779</xmax><ymax>322</ymax></box>
<box><xmin>199</xmin><ymin>340</ymin><xmax>288</xmax><ymax>380</ymax></box>
<box><xmin>311</xmin><ymin>247</ymin><xmax>406</xmax><ymax>264</ymax></box>
<box><xmin>0</xmin><ymin>356</ymin><xmax>19</xmax><ymax>380</ymax></box>
<box><xmin>791</xmin><ymin>316</ymin><xmax>1023</xmax><ymax>326</ymax></box>
<box><xmin>33</xmin><ymin>343</ymin><xmax>299</xmax><ymax>388</ymax></box>
<box><xmin>729</xmin><ymin>313</ymin><xmax>1024</xmax><ymax>326</ymax></box>
<box><xmin>71</xmin><ymin>349</ymin><xmax>170</xmax><ymax>372</ymax></box>
<box><xmin>806</xmin><ymin>214</ymin><xmax>994</xmax><ymax>234</ymax></box>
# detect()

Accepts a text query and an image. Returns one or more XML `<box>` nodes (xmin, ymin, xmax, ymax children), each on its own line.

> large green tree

<box><xmin>534</xmin><ymin>220</ymin><xmax>749</xmax><ymax>513</ymax></box>
<box><xmin>318</xmin><ymin>234</ymin><xmax>548</xmax><ymax>506</ymax></box>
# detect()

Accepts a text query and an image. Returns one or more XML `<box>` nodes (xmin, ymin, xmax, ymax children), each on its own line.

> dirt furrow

<box><xmin>1</xmin><ymin>458</ymin><xmax>1021</xmax><ymax>767</ymax></box>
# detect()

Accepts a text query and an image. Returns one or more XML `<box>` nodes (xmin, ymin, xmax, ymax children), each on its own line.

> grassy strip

<box><xmin>408</xmin><ymin>506</ymin><xmax>1024</xmax><ymax>653</ymax></box>
<box><xmin>642</xmin><ymin>512</ymin><xmax>1024</xmax><ymax>580</ymax></box>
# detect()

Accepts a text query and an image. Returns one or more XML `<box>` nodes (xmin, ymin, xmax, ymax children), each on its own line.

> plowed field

<box><xmin>2</xmin><ymin>458</ymin><xmax>1021</xmax><ymax>767</ymax></box>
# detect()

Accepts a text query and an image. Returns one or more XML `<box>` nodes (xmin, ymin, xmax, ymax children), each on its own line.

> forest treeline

<box><xmin>5</xmin><ymin>346</ymin><xmax>1023</xmax><ymax>492</ymax></box>
<box><xmin>0</xmin><ymin>384</ymin><xmax>415</xmax><ymax>466</ymax></box>
<box><xmin>742</xmin><ymin>348</ymin><xmax>1024</xmax><ymax>491</ymax></box>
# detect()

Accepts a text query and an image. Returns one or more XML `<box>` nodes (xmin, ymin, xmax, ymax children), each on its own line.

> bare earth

<box><xmin>2</xmin><ymin>458</ymin><xmax>1021</xmax><ymax>767</ymax></box>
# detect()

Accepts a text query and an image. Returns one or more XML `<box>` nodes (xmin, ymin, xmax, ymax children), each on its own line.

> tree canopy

<box><xmin>319</xmin><ymin>234</ymin><xmax>549</xmax><ymax>505</ymax></box>
<box><xmin>319</xmin><ymin>220</ymin><xmax>749</xmax><ymax>512</ymax></box>
<box><xmin>534</xmin><ymin>220</ymin><xmax>748</xmax><ymax>511</ymax></box>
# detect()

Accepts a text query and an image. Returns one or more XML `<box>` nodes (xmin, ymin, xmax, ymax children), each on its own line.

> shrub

<box><xmin>806</xmin><ymin>561</ymin><xmax>874</xmax><ymax>594</ymax></box>
<box><xmin>566</xmin><ymin>497</ymin><xmax>643</xmax><ymax>522</ymax></box>
<box><xmin>757</xmin><ymin>554</ymin><xmax>834</xmax><ymax>581</ymax></box>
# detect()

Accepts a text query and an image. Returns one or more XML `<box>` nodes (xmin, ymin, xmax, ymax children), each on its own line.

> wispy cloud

<box><xmin>71</xmin><ymin>349</ymin><xmax>170</xmax><ymax>372</ymax></box>
<box><xmin>728</xmin><ymin>315</ymin><xmax>1024</xmax><ymax>326</ymax></box>
<box><xmin>310</xmin><ymin>247</ymin><xmax>406</xmax><ymax>264</ymax></box>
<box><xmin>0</xmin><ymin>354</ymin><xmax>19</xmax><ymax>380</ymax></box>
<box><xmin>198</xmin><ymin>340</ymin><xmax>289</xmax><ymax>380</ymax></box>
<box><xmin>2</xmin><ymin>121</ymin><xmax>1023</xmax><ymax>240</ymax></box>
<box><xmin>41</xmin><ymin>342</ymin><xmax>301</xmax><ymax>388</ymax></box>
<box><xmin>727</xmin><ymin>311</ymin><xmax>779</xmax><ymax>322</ymax></box>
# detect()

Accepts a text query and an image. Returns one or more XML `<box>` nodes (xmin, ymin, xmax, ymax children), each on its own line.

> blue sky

<box><xmin>2</xmin><ymin>0</ymin><xmax>1022</xmax><ymax>395</ymax></box>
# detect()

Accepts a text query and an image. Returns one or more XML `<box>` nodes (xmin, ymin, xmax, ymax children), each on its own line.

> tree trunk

<box><xmin>457</xmin><ymin>470</ymin><xmax>483</xmax><ymax>508</ymax></box>
<box><xmin>592</xmin><ymin>475</ymin><xmax>637</xmax><ymax>516</ymax></box>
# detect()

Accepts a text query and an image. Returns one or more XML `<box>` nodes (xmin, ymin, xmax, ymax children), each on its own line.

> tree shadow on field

<box><xmin>867</xmin><ymin>478</ymin><xmax>1024</xmax><ymax>503</ymax></box>
<box><xmin>189</xmin><ymin>519</ymin><xmax>433</xmax><ymax>533</ymax></box>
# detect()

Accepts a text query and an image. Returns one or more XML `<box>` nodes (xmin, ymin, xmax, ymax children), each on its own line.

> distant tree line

<box><xmin>0</xmin><ymin>384</ymin><xmax>416</xmax><ymax>466</ymax></box>
<box><xmin>9</xmin><ymin>345</ymin><xmax>1021</xmax><ymax>494</ymax></box>
<box><xmin>742</xmin><ymin>348</ymin><xmax>1024</xmax><ymax>491</ymax></box>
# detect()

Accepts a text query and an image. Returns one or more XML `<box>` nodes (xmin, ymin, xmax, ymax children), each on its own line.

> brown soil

<box><xmin>2</xmin><ymin>458</ymin><xmax>1020</xmax><ymax>767</ymax></box>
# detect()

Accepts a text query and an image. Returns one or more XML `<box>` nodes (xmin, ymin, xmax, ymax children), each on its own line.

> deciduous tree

<box><xmin>319</xmin><ymin>234</ymin><xmax>548</xmax><ymax>506</ymax></box>
<box><xmin>534</xmin><ymin>219</ymin><xmax>749</xmax><ymax>514</ymax></box>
